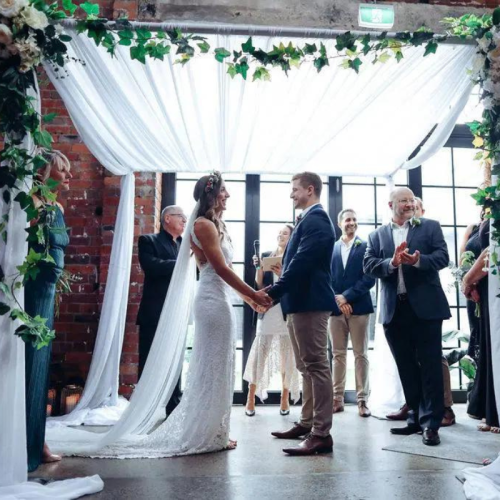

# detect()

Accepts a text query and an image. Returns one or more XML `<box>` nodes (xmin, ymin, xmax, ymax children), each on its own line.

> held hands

<box><xmin>339</xmin><ymin>303</ymin><xmax>353</xmax><ymax>318</ymax></box>
<box><xmin>253</xmin><ymin>285</ymin><xmax>273</xmax><ymax>308</ymax></box>
<box><xmin>336</xmin><ymin>294</ymin><xmax>352</xmax><ymax>317</ymax></box>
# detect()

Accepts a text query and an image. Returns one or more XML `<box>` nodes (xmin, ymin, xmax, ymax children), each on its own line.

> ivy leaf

<box><xmin>424</xmin><ymin>40</ymin><xmax>438</xmax><ymax>57</ymax></box>
<box><xmin>62</xmin><ymin>0</ymin><xmax>78</xmax><ymax>15</ymax></box>
<box><xmin>473</xmin><ymin>136</ymin><xmax>484</xmax><ymax>148</ymax></box>
<box><xmin>314</xmin><ymin>56</ymin><xmax>329</xmax><ymax>73</ymax></box>
<box><xmin>80</xmin><ymin>1</ymin><xmax>99</xmax><ymax>17</ymax></box>
<box><xmin>235</xmin><ymin>59</ymin><xmax>249</xmax><ymax>80</ymax></box>
<box><xmin>33</xmin><ymin>130</ymin><xmax>53</xmax><ymax>149</ymax></box>
<box><xmin>303</xmin><ymin>43</ymin><xmax>317</xmax><ymax>55</ymax></box>
<box><xmin>348</xmin><ymin>58</ymin><xmax>362</xmax><ymax>74</ymax></box>
<box><xmin>43</xmin><ymin>112</ymin><xmax>57</xmax><ymax>123</ymax></box>
<box><xmin>130</xmin><ymin>45</ymin><xmax>146</xmax><ymax>64</ymax></box>
<box><xmin>214</xmin><ymin>47</ymin><xmax>231</xmax><ymax>63</ymax></box>
<box><xmin>0</xmin><ymin>282</ymin><xmax>13</xmax><ymax>301</ymax></box>
<box><xmin>0</xmin><ymin>302</ymin><xmax>10</xmax><ymax>315</ymax></box>
<box><xmin>226</xmin><ymin>63</ymin><xmax>237</xmax><ymax>79</ymax></box>
<box><xmin>395</xmin><ymin>50</ymin><xmax>404</xmax><ymax>63</ymax></box>
<box><xmin>252</xmin><ymin>67</ymin><xmax>270</xmax><ymax>82</ymax></box>
<box><xmin>197</xmin><ymin>40</ymin><xmax>210</xmax><ymax>53</ymax></box>
<box><xmin>378</xmin><ymin>52</ymin><xmax>391</xmax><ymax>64</ymax></box>
<box><xmin>242</xmin><ymin>37</ymin><xmax>255</xmax><ymax>54</ymax></box>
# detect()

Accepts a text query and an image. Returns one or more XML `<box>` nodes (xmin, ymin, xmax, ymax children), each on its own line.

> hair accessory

<box><xmin>205</xmin><ymin>171</ymin><xmax>221</xmax><ymax>193</ymax></box>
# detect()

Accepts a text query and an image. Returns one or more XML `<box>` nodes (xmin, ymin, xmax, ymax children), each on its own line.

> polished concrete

<box><xmin>31</xmin><ymin>404</ymin><xmax>483</xmax><ymax>499</ymax></box>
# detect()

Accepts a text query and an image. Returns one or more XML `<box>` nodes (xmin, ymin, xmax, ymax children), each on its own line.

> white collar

<box><xmin>390</xmin><ymin>219</ymin><xmax>411</xmax><ymax>230</ymax></box>
<box><xmin>299</xmin><ymin>203</ymin><xmax>321</xmax><ymax>219</ymax></box>
<box><xmin>340</xmin><ymin>237</ymin><xmax>355</xmax><ymax>248</ymax></box>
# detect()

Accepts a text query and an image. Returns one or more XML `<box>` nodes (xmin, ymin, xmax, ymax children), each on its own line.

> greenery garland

<box><xmin>0</xmin><ymin>0</ymin><xmax>496</xmax><ymax>348</ymax></box>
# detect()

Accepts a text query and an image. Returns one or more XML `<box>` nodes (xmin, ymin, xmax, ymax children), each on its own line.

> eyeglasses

<box><xmin>170</xmin><ymin>214</ymin><xmax>187</xmax><ymax>222</ymax></box>
<box><xmin>397</xmin><ymin>199</ymin><xmax>416</xmax><ymax>205</ymax></box>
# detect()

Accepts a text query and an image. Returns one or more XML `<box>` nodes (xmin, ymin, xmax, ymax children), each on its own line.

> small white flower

<box><xmin>470</xmin><ymin>52</ymin><xmax>486</xmax><ymax>79</ymax></box>
<box><xmin>0</xmin><ymin>22</ymin><xmax>12</xmax><ymax>45</ymax></box>
<box><xmin>16</xmin><ymin>5</ymin><xmax>48</xmax><ymax>30</ymax></box>
<box><xmin>483</xmin><ymin>95</ymin><xmax>494</xmax><ymax>110</ymax></box>
<box><xmin>483</xmin><ymin>79</ymin><xmax>500</xmax><ymax>98</ymax></box>
<box><xmin>0</xmin><ymin>0</ymin><xmax>27</xmax><ymax>18</ymax></box>
<box><xmin>14</xmin><ymin>33</ymin><xmax>41</xmax><ymax>72</ymax></box>
<box><xmin>55</xmin><ymin>24</ymin><xmax>65</xmax><ymax>35</ymax></box>
<box><xmin>477</xmin><ymin>35</ymin><xmax>492</xmax><ymax>53</ymax></box>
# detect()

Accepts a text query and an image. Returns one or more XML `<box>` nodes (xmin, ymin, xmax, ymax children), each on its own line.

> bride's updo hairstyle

<box><xmin>193</xmin><ymin>171</ymin><xmax>227</xmax><ymax>237</ymax></box>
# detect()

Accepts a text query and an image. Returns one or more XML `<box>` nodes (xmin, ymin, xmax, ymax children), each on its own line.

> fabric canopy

<box><xmin>42</xmin><ymin>30</ymin><xmax>476</xmax><ymax>425</ymax></box>
<box><xmin>46</xmin><ymin>30</ymin><xmax>475</xmax><ymax>177</ymax></box>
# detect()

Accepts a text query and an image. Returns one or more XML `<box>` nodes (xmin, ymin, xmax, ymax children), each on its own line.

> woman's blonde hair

<box><xmin>36</xmin><ymin>148</ymin><xmax>70</xmax><ymax>182</ymax></box>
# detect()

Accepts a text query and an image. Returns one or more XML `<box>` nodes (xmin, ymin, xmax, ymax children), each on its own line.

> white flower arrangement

<box><xmin>0</xmin><ymin>0</ymin><xmax>27</xmax><ymax>19</ymax></box>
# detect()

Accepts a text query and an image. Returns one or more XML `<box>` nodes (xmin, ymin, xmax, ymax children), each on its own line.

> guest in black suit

<box><xmin>268</xmin><ymin>172</ymin><xmax>336</xmax><ymax>456</ymax></box>
<box><xmin>364</xmin><ymin>187</ymin><xmax>450</xmax><ymax>446</ymax></box>
<box><xmin>330</xmin><ymin>209</ymin><xmax>375</xmax><ymax>418</ymax></box>
<box><xmin>137</xmin><ymin>205</ymin><xmax>186</xmax><ymax>415</ymax></box>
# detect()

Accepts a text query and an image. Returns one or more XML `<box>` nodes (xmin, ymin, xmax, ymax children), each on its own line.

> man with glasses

<box><xmin>364</xmin><ymin>188</ymin><xmax>450</xmax><ymax>446</ymax></box>
<box><xmin>137</xmin><ymin>205</ymin><xmax>187</xmax><ymax>416</ymax></box>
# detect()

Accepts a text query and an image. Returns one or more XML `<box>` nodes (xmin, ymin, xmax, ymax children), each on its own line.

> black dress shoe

<box><xmin>422</xmin><ymin>428</ymin><xmax>440</xmax><ymax>446</ymax></box>
<box><xmin>390</xmin><ymin>424</ymin><xmax>422</xmax><ymax>436</ymax></box>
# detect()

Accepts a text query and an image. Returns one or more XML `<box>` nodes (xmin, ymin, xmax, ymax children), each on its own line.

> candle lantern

<box><xmin>46</xmin><ymin>388</ymin><xmax>56</xmax><ymax>417</ymax></box>
<box><xmin>60</xmin><ymin>385</ymin><xmax>83</xmax><ymax>414</ymax></box>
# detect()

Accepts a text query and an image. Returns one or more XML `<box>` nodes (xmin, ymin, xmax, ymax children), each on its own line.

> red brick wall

<box><xmin>47</xmin><ymin>0</ymin><xmax>492</xmax><ymax>396</ymax></box>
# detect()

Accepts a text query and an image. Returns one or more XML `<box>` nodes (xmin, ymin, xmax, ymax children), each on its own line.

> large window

<box><xmin>168</xmin><ymin>130</ymin><xmax>478</xmax><ymax>400</ymax></box>
<box><xmin>421</xmin><ymin>146</ymin><xmax>482</xmax><ymax>390</ymax></box>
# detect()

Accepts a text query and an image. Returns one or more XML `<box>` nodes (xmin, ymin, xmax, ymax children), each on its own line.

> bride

<box><xmin>47</xmin><ymin>171</ymin><xmax>271</xmax><ymax>458</ymax></box>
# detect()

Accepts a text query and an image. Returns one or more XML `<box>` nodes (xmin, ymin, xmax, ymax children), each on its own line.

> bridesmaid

<box><xmin>25</xmin><ymin>149</ymin><xmax>71</xmax><ymax>471</ymax></box>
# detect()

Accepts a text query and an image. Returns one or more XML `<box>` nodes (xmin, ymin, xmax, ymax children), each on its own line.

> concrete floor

<box><xmin>31</xmin><ymin>404</ymin><xmax>484</xmax><ymax>500</ymax></box>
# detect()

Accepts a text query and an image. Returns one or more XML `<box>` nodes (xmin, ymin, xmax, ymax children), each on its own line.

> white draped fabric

<box><xmin>47</xmin><ymin>174</ymin><xmax>135</xmax><ymax>427</ymax></box>
<box><xmin>42</xmin><ymin>30</ymin><xmax>475</xmax><ymax>427</ymax></box>
<box><xmin>0</xmin><ymin>79</ymin><xmax>103</xmax><ymax>498</ymax></box>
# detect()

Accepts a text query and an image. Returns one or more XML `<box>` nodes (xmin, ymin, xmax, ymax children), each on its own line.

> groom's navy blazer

<box><xmin>363</xmin><ymin>218</ymin><xmax>451</xmax><ymax>325</ymax></box>
<box><xmin>331</xmin><ymin>236</ymin><xmax>375</xmax><ymax>317</ymax></box>
<box><xmin>268</xmin><ymin>204</ymin><xmax>336</xmax><ymax>315</ymax></box>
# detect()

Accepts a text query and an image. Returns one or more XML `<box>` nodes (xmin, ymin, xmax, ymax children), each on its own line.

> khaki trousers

<box><xmin>329</xmin><ymin>314</ymin><xmax>370</xmax><ymax>402</ymax></box>
<box><xmin>287</xmin><ymin>312</ymin><xmax>333</xmax><ymax>437</ymax></box>
<box><xmin>442</xmin><ymin>356</ymin><xmax>453</xmax><ymax>408</ymax></box>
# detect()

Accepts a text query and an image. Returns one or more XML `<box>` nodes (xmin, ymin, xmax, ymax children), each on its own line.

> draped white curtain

<box><xmin>42</xmin><ymin>31</ymin><xmax>475</xmax><ymax>425</ymax></box>
<box><xmin>0</xmin><ymin>77</ymin><xmax>103</xmax><ymax>498</ymax></box>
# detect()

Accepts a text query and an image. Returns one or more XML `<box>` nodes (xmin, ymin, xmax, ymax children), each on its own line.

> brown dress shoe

<box><xmin>441</xmin><ymin>407</ymin><xmax>456</xmax><ymax>427</ymax></box>
<box><xmin>283</xmin><ymin>433</ymin><xmax>334</xmax><ymax>456</ymax></box>
<box><xmin>358</xmin><ymin>401</ymin><xmax>371</xmax><ymax>418</ymax></box>
<box><xmin>332</xmin><ymin>401</ymin><xmax>345</xmax><ymax>414</ymax></box>
<box><xmin>386</xmin><ymin>403</ymin><xmax>409</xmax><ymax>421</ymax></box>
<box><xmin>271</xmin><ymin>423</ymin><xmax>311</xmax><ymax>439</ymax></box>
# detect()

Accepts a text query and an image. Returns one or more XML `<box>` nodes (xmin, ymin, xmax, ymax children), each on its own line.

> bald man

<box><xmin>137</xmin><ymin>205</ymin><xmax>186</xmax><ymax>416</ymax></box>
<box><xmin>364</xmin><ymin>188</ymin><xmax>450</xmax><ymax>446</ymax></box>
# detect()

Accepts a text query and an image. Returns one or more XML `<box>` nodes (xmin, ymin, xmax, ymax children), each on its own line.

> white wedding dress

<box><xmin>47</xmin><ymin>208</ymin><xmax>236</xmax><ymax>458</ymax></box>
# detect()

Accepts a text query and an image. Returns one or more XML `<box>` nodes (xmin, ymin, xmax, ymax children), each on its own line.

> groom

<box><xmin>268</xmin><ymin>172</ymin><xmax>336</xmax><ymax>456</ymax></box>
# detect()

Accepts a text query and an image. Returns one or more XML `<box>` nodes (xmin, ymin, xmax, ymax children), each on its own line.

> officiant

<box><xmin>136</xmin><ymin>205</ymin><xmax>186</xmax><ymax>416</ymax></box>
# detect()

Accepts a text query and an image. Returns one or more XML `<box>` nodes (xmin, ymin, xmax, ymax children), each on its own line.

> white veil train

<box><xmin>46</xmin><ymin>202</ymin><xmax>199</xmax><ymax>455</ymax></box>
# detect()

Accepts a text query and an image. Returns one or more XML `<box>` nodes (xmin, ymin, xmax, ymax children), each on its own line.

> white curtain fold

<box><xmin>48</xmin><ymin>173</ymin><xmax>135</xmax><ymax>426</ymax></box>
<box><xmin>45</xmin><ymin>31</ymin><xmax>475</xmax><ymax>177</ymax></box>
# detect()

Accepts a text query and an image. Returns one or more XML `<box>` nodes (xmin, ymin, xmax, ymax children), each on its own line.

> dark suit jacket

<box><xmin>363</xmin><ymin>218</ymin><xmax>451</xmax><ymax>325</ymax></box>
<box><xmin>331</xmin><ymin>237</ymin><xmax>375</xmax><ymax>316</ymax></box>
<box><xmin>136</xmin><ymin>229</ymin><xmax>181</xmax><ymax>327</ymax></box>
<box><xmin>268</xmin><ymin>204</ymin><xmax>336</xmax><ymax>315</ymax></box>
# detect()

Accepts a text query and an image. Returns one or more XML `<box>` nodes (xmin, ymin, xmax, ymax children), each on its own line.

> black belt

<box><xmin>397</xmin><ymin>293</ymin><xmax>408</xmax><ymax>301</ymax></box>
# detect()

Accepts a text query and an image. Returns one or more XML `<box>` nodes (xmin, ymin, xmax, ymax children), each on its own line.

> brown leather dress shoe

<box><xmin>332</xmin><ymin>400</ymin><xmax>345</xmax><ymax>414</ymax></box>
<box><xmin>386</xmin><ymin>403</ymin><xmax>409</xmax><ymax>421</ymax></box>
<box><xmin>441</xmin><ymin>407</ymin><xmax>456</xmax><ymax>427</ymax></box>
<box><xmin>422</xmin><ymin>428</ymin><xmax>440</xmax><ymax>446</ymax></box>
<box><xmin>358</xmin><ymin>401</ymin><xmax>371</xmax><ymax>418</ymax></box>
<box><xmin>283</xmin><ymin>433</ymin><xmax>334</xmax><ymax>456</ymax></box>
<box><xmin>271</xmin><ymin>423</ymin><xmax>311</xmax><ymax>439</ymax></box>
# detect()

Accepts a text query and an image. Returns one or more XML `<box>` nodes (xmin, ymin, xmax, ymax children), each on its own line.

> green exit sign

<box><xmin>358</xmin><ymin>4</ymin><xmax>395</xmax><ymax>29</ymax></box>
